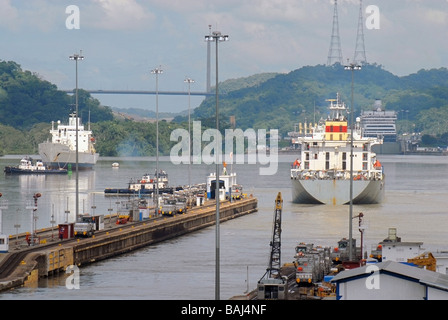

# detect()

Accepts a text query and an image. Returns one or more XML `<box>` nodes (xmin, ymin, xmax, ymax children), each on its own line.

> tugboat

<box><xmin>104</xmin><ymin>170</ymin><xmax>181</xmax><ymax>196</ymax></box>
<box><xmin>4</xmin><ymin>156</ymin><xmax>68</xmax><ymax>174</ymax></box>
<box><xmin>290</xmin><ymin>94</ymin><xmax>385</xmax><ymax>205</ymax></box>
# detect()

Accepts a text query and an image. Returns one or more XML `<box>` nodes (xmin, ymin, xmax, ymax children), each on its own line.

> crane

<box><xmin>257</xmin><ymin>192</ymin><xmax>287</xmax><ymax>299</ymax></box>
<box><xmin>267</xmin><ymin>192</ymin><xmax>283</xmax><ymax>278</ymax></box>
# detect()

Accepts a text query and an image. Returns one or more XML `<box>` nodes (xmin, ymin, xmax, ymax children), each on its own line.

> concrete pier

<box><xmin>0</xmin><ymin>197</ymin><xmax>257</xmax><ymax>292</ymax></box>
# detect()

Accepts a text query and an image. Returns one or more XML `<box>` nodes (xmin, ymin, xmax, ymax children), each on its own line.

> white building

<box><xmin>433</xmin><ymin>252</ymin><xmax>448</xmax><ymax>275</ymax></box>
<box><xmin>331</xmin><ymin>261</ymin><xmax>448</xmax><ymax>300</ymax></box>
<box><xmin>206</xmin><ymin>171</ymin><xmax>237</xmax><ymax>200</ymax></box>
<box><xmin>373</xmin><ymin>228</ymin><xmax>424</xmax><ymax>263</ymax></box>
<box><xmin>380</xmin><ymin>241</ymin><xmax>424</xmax><ymax>263</ymax></box>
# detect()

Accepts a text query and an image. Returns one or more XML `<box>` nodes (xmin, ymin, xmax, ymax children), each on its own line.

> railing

<box><xmin>291</xmin><ymin>168</ymin><xmax>383</xmax><ymax>181</ymax></box>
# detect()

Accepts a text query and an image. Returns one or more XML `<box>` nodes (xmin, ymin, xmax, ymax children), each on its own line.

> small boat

<box><xmin>112</xmin><ymin>162</ymin><xmax>120</xmax><ymax>168</ymax></box>
<box><xmin>104</xmin><ymin>170</ymin><xmax>182</xmax><ymax>196</ymax></box>
<box><xmin>4</xmin><ymin>156</ymin><xmax>68</xmax><ymax>174</ymax></box>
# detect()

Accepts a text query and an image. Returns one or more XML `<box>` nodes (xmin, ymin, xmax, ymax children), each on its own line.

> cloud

<box><xmin>0</xmin><ymin>0</ymin><xmax>19</xmax><ymax>30</ymax></box>
<box><xmin>89</xmin><ymin>0</ymin><xmax>155</xmax><ymax>30</ymax></box>
<box><xmin>422</xmin><ymin>8</ymin><xmax>448</xmax><ymax>25</ymax></box>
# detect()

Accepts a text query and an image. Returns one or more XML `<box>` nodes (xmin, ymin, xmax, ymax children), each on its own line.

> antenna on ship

<box><xmin>353</xmin><ymin>0</ymin><xmax>367</xmax><ymax>65</ymax></box>
<box><xmin>327</xmin><ymin>0</ymin><xmax>343</xmax><ymax>66</ymax></box>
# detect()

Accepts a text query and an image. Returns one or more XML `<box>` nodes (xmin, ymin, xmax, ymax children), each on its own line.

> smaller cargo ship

<box><xmin>4</xmin><ymin>156</ymin><xmax>67</xmax><ymax>174</ymax></box>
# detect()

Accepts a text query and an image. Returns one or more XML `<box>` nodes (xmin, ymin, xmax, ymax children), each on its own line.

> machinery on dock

<box><xmin>230</xmin><ymin>184</ymin><xmax>243</xmax><ymax>200</ymax></box>
<box><xmin>294</xmin><ymin>243</ymin><xmax>331</xmax><ymax>286</ymax></box>
<box><xmin>257</xmin><ymin>192</ymin><xmax>288</xmax><ymax>300</ymax></box>
<box><xmin>175</xmin><ymin>196</ymin><xmax>188</xmax><ymax>214</ymax></box>
<box><xmin>160</xmin><ymin>197</ymin><xmax>177</xmax><ymax>216</ymax></box>
<box><xmin>407</xmin><ymin>252</ymin><xmax>437</xmax><ymax>272</ymax></box>
<box><xmin>330</xmin><ymin>238</ymin><xmax>362</xmax><ymax>267</ymax></box>
<box><xmin>74</xmin><ymin>215</ymin><xmax>96</xmax><ymax>237</ymax></box>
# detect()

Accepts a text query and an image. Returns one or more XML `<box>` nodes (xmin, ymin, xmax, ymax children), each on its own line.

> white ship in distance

<box><xmin>38</xmin><ymin>112</ymin><xmax>99</xmax><ymax>170</ymax></box>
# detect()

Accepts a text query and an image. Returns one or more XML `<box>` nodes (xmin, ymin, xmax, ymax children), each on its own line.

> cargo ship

<box><xmin>290</xmin><ymin>94</ymin><xmax>385</xmax><ymax>205</ymax></box>
<box><xmin>38</xmin><ymin>112</ymin><xmax>99</xmax><ymax>170</ymax></box>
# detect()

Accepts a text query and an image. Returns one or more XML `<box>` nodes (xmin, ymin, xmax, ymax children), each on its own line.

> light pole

<box><xmin>0</xmin><ymin>194</ymin><xmax>8</xmax><ymax>250</ymax></box>
<box><xmin>344</xmin><ymin>61</ymin><xmax>361</xmax><ymax>261</ymax></box>
<box><xmin>26</xmin><ymin>193</ymin><xmax>41</xmax><ymax>246</ymax></box>
<box><xmin>205</xmin><ymin>30</ymin><xmax>229</xmax><ymax>300</ymax></box>
<box><xmin>184</xmin><ymin>77</ymin><xmax>195</xmax><ymax>191</ymax></box>
<box><xmin>151</xmin><ymin>66</ymin><xmax>163</xmax><ymax>215</ymax></box>
<box><xmin>69</xmin><ymin>51</ymin><xmax>84</xmax><ymax>223</ymax></box>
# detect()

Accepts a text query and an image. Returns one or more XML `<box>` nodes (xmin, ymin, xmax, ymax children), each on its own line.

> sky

<box><xmin>1</xmin><ymin>0</ymin><xmax>448</xmax><ymax>113</ymax></box>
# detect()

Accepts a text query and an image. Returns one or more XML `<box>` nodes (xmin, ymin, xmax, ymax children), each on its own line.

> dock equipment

<box><xmin>407</xmin><ymin>252</ymin><xmax>437</xmax><ymax>272</ymax></box>
<box><xmin>257</xmin><ymin>192</ymin><xmax>288</xmax><ymax>300</ymax></box>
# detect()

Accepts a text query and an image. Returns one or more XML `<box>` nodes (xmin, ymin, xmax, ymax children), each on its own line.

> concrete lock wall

<box><xmin>0</xmin><ymin>198</ymin><xmax>257</xmax><ymax>292</ymax></box>
<box><xmin>73</xmin><ymin>198</ymin><xmax>257</xmax><ymax>266</ymax></box>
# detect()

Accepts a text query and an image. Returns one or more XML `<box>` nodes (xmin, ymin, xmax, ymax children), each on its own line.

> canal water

<box><xmin>0</xmin><ymin>154</ymin><xmax>448</xmax><ymax>299</ymax></box>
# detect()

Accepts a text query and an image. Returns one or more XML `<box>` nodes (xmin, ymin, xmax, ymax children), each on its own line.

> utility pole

<box><xmin>344</xmin><ymin>61</ymin><xmax>361</xmax><ymax>261</ymax></box>
<box><xmin>69</xmin><ymin>51</ymin><xmax>84</xmax><ymax>223</ymax></box>
<box><xmin>205</xmin><ymin>30</ymin><xmax>229</xmax><ymax>301</ymax></box>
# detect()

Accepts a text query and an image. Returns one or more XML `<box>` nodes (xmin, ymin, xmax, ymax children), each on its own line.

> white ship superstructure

<box><xmin>290</xmin><ymin>94</ymin><xmax>385</xmax><ymax>205</ymax></box>
<box><xmin>38</xmin><ymin>112</ymin><xmax>99</xmax><ymax>170</ymax></box>
<box><xmin>360</xmin><ymin>99</ymin><xmax>397</xmax><ymax>142</ymax></box>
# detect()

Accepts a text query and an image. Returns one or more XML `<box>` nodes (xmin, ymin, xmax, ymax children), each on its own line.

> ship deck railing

<box><xmin>290</xmin><ymin>169</ymin><xmax>383</xmax><ymax>181</ymax></box>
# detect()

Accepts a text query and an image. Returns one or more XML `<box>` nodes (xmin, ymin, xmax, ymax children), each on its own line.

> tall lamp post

<box><xmin>184</xmin><ymin>77</ymin><xmax>195</xmax><ymax>191</ymax></box>
<box><xmin>205</xmin><ymin>30</ymin><xmax>229</xmax><ymax>301</ymax></box>
<box><xmin>151</xmin><ymin>66</ymin><xmax>163</xmax><ymax>215</ymax></box>
<box><xmin>69</xmin><ymin>51</ymin><xmax>84</xmax><ymax>223</ymax></box>
<box><xmin>344</xmin><ymin>61</ymin><xmax>361</xmax><ymax>261</ymax></box>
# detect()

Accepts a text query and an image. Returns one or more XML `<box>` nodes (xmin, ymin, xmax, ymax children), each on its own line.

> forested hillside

<box><xmin>0</xmin><ymin>60</ymin><xmax>191</xmax><ymax>156</ymax></box>
<box><xmin>2</xmin><ymin>59</ymin><xmax>448</xmax><ymax>156</ymax></box>
<box><xmin>191</xmin><ymin>63</ymin><xmax>448</xmax><ymax>137</ymax></box>
<box><xmin>0</xmin><ymin>61</ymin><xmax>114</xmax><ymax>130</ymax></box>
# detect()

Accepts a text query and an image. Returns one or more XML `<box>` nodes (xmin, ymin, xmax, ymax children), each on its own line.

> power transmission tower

<box><xmin>353</xmin><ymin>0</ymin><xmax>367</xmax><ymax>64</ymax></box>
<box><xmin>327</xmin><ymin>0</ymin><xmax>343</xmax><ymax>66</ymax></box>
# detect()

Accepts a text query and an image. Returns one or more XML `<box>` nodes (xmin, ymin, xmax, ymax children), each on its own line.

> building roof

<box><xmin>380</xmin><ymin>241</ymin><xmax>423</xmax><ymax>246</ymax></box>
<box><xmin>331</xmin><ymin>261</ymin><xmax>448</xmax><ymax>291</ymax></box>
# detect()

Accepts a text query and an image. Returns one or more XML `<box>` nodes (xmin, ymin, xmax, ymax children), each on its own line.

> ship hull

<box><xmin>38</xmin><ymin>142</ymin><xmax>99</xmax><ymax>170</ymax></box>
<box><xmin>4</xmin><ymin>167</ymin><xmax>67</xmax><ymax>174</ymax></box>
<box><xmin>291</xmin><ymin>177</ymin><xmax>385</xmax><ymax>205</ymax></box>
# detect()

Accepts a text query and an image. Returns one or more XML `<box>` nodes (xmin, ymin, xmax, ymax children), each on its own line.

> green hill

<box><xmin>2</xmin><ymin>59</ymin><xmax>448</xmax><ymax>155</ymax></box>
<box><xmin>192</xmin><ymin>63</ymin><xmax>448</xmax><ymax>137</ymax></box>
<box><xmin>0</xmin><ymin>60</ymin><xmax>114</xmax><ymax>130</ymax></box>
